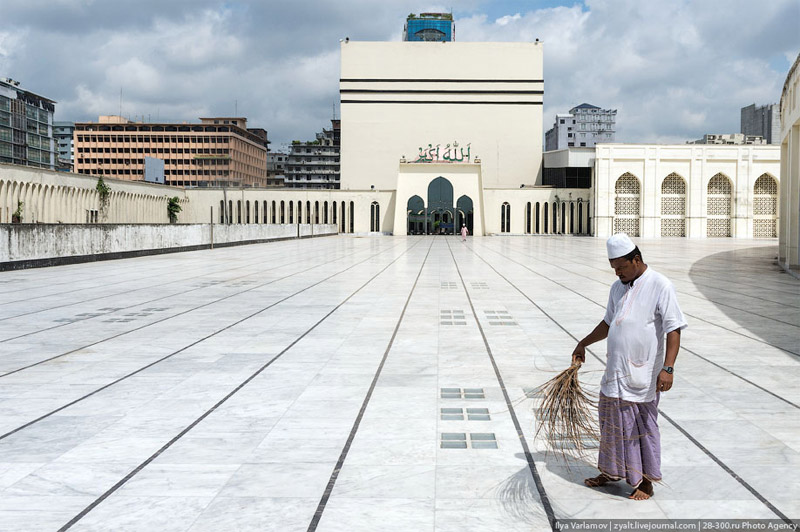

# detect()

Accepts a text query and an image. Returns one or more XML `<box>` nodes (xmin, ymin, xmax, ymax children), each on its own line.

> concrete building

<box><xmin>688</xmin><ymin>133</ymin><xmax>766</xmax><ymax>145</ymax></box>
<box><xmin>0</xmin><ymin>78</ymin><xmax>56</xmax><ymax>171</ymax></box>
<box><xmin>742</xmin><ymin>103</ymin><xmax>780</xmax><ymax>145</ymax></box>
<box><xmin>54</xmin><ymin>121</ymin><xmax>75</xmax><ymax>171</ymax></box>
<box><xmin>779</xmin><ymin>53</ymin><xmax>800</xmax><ymax>275</ymax></box>
<box><xmin>404</xmin><ymin>12</ymin><xmax>454</xmax><ymax>42</ymax></box>
<box><xmin>285</xmin><ymin>120</ymin><xmax>340</xmax><ymax>189</ymax></box>
<box><xmin>267</xmin><ymin>151</ymin><xmax>287</xmax><ymax>176</ymax></box>
<box><xmin>545</xmin><ymin>103</ymin><xmax>616</xmax><ymax>151</ymax></box>
<box><xmin>73</xmin><ymin>115</ymin><xmax>268</xmax><ymax>187</ymax></box>
<box><xmin>266</xmin><ymin>151</ymin><xmax>287</xmax><ymax>187</ymax></box>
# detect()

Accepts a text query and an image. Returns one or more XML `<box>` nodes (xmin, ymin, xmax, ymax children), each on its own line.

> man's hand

<box><xmin>571</xmin><ymin>343</ymin><xmax>586</xmax><ymax>365</ymax></box>
<box><xmin>657</xmin><ymin>370</ymin><xmax>673</xmax><ymax>392</ymax></box>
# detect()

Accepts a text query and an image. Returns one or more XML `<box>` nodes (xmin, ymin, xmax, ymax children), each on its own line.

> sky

<box><xmin>1</xmin><ymin>0</ymin><xmax>797</xmax><ymax>151</ymax></box>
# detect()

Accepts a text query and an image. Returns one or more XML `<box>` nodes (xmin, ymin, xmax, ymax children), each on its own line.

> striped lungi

<box><xmin>597</xmin><ymin>392</ymin><xmax>662</xmax><ymax>487</ymax></box>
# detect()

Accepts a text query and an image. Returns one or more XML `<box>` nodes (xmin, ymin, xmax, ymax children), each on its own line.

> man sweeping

<box><xmin>571</xmin><ymin>233</ymin><xmax>687</xmax><ymax>500</ymax></box>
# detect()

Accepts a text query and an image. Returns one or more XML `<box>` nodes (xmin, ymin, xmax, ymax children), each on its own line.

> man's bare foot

<box><xmin>584</xmin><ymin>474</ymin><xmax>614</xmax><ymax>488</ymax></box>
<box><xmin>629</xmin><ymin>479</ymin><xmax>654</xmax><ymax>500</ymax></box>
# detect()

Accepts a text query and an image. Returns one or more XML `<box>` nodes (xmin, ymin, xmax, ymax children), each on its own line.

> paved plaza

<box><xmin>0</xmin><ymin>235</ymin><xmax>798</xmax><ymax>531</ymax></box>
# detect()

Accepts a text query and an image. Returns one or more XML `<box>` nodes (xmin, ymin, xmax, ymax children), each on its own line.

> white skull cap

<box><xmin>606</xmin><ymin>233</ymin><xmax>635</xmax><ymax>259</ymax></box>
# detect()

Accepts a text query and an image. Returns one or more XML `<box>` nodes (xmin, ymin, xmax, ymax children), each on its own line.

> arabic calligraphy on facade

<box><xmin>414</xmin><ymin>142</ymin><xmax>471</xmax><ymax>163</ymax></box>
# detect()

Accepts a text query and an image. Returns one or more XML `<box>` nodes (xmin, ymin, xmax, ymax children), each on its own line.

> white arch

<box><xmin>706</xmin><ymin>173</ymin><xmax>732</xmax><ymax>237</ymax></box>
<box><xmin>614</xmin><ymin>172</ymin><xmax>641</xmax><ymax>236</ymax></box>
<box><xmin>660</xmin><ymin>172</ymin><xmax>687</xmax><ymax>237</ymax></box>
<box><xmin>753</xmin><ymin>173</ymin><xmax>778</xmax><ymax>238</ymax></box>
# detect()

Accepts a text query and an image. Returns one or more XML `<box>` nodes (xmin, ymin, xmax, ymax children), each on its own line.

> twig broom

<box><xmin>532</xmin><ymin>362</ymin><xmax>599</xmax><ymax>465</ymax></box>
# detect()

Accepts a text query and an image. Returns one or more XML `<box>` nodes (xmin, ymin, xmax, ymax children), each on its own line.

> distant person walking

<box><xmin>460</xmin><ymin>224</ymin><xmax>469</xmax><ymax>241</ymax></box>
<box><xmin>571</xmin><ymin>233</ymin><xmax>687</xmax><ymax>500</ymax></box>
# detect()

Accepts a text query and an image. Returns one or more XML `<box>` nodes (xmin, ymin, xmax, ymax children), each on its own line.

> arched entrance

<box><xmin>407</xmin><ymin>195</ymin><xmax>425</xmax><ymax>234</ymax></box>
<box><xmin>456</xmin><ymin>195</ymin><xmax>474</xmax><ymax>235</ymax></box>
<box><xmin>427</xmin><ymin>176</ymin><xmax>455</xmax><ymax>235</ymax></box>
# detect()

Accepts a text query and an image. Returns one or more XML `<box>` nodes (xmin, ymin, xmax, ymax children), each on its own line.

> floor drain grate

<box><xmin>440</xmin><ymin>388</ymin><xmax>485</xmax><ymax>399</ymax></box>
<box><xmin>440</xmin><ymin>432</ymin><xmax>498</xmax><ymax>449</ymax></box>
<box><xmin>440</xmin><ymin>407</ymin><xmax>491</xmax><ymax>421</ymax></box>
<box><xmin>484</xmin><ymin>310</ymin><xmax>517</xmax><ymax>326</ymax></box>
<box><xmin>440</xmin><ymin>310</ymin><xmax>466</xmax><ymax>326</ymax></box>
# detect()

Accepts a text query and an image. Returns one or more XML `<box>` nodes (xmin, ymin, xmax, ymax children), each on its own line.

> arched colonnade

<box><xmin>612</xmin><ymin>172</ymin><xmax>779</xmax><ymax>238</ymax></box>
<box><xmin>0</xmin><ymin>178</ymin><xmax>171</xmax><ymax>224</ymax></box>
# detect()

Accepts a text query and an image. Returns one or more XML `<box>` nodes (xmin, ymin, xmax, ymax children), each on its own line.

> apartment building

<box><xmin>545</xmin><ymin>103</ymin><xmax>616</xmax><ymax>151</ymax></box>
<box><xmin>285</xmin><ymin>120</ymin><xmax>340</xmax><ymax>189</ymax></box>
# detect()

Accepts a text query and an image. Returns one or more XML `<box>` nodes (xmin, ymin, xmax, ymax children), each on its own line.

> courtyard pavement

<box><xmin>0</xmin><ymin>235</ymin><xmax>797</xmax><ymax>531</ymax></box>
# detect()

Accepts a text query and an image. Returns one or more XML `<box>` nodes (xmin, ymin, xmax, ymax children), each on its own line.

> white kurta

<box><xmin>601</xmin><ymin>267</ymin><xmax>688</xmax><ymax>403</ymax></box>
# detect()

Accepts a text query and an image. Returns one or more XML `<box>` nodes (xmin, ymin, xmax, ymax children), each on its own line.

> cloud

<box><xmin>459</xmin><ymin>0</ymin><xmax>798</xmax><ymax>142</ymax></box>
<box><xmin>0</xmin><ymin>0</ymin><xmax>796</xmax><ymax>146</ymax></box>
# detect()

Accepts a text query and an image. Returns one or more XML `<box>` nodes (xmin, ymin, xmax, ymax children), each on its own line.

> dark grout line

<box><xmin>478</xmin><ymin>240</ymin><xmax>800</xmax><ymax>409</ymax></box>
<box><xmin>1</xmin><ymin>239</ymin><xmax>408</xmax><ymax>440</ymax></box>
<box><xmin>0</xmin><ymin>239</ymin><xmax>361</xmax><ymax>376</ymax></box>
<box><xmin>0</xmin><ymin>238</ymin><xmax>343</xmax><ymax>338</ymax></box>
<box><xmin>307</xmin><ymin>236</ymin><xmax>434</xmax><ymax>532</ymax></box>
<box><xmin>58</xmin><ymin>237</ymin><xmax>424</xmax><ymax>532</ymax></box>
<box><xmin>482</xmin><ymin>239</ymin><xmax>800</xmax><ymax>357</ymax></box>
<box><xmin>445</xmin><ymin>237</ymin><xmax>558</xmax><ymax>531</ymax></box>
<box><xmin>506</xmin><ymin>240</ymin><xmax>800</xmax><ymax>326</ymax></box>
<box><xmin>463</xmin><ymin>239</ymin><xmax>795</xmax><ymax>524</ymax></box>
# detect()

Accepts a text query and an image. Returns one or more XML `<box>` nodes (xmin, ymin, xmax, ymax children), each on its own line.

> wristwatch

<box><xmin>661</xmin><ymin>366</ymin><xmax>674</xmax><ymax>374</ymax></box>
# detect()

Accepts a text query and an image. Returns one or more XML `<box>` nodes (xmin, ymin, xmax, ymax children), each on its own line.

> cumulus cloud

<box><xmin>0</xmin><ymin>0</ymin><xmax>796</xmax><ymax>147</ymax></box>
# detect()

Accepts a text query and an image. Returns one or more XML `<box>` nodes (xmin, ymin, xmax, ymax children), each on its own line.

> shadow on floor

<box><xmin>687</xmin><ymin>245</ymin><xmax>799</xmax><ymax>354</ymax></box>
<box><xmin>496</xmin><ymin>464</ymin><xmax>551</xmax><ymax>523</ymax></box>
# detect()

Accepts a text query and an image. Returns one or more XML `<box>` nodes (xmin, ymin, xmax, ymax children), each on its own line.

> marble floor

<box><xmin>0</xmin><ymin>235</ymin><xmax>797</xmax><ymax>531</ymax></box>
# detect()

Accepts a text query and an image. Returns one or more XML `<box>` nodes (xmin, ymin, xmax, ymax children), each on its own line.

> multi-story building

<box><xmin>74</xmin><ymin>116</ymin><xmax>268</xmax><ymax>187</ymax></box>
<box><xmin>545</xmin><ymin>103</ymin><xmax>616</xmax><ymax>151</ymax></box>
<box><xmin>404</xmin><ymin>13</ymin><xmax>454</xmax><ymax>41</ymax></box>
<box><xmin>741</xmin><ymin>103</ymin><xmax>780</xmax><ymax>145</ymax></box>
<box><xmin>285</xmin><ymin>120</ymin><xmax>340</xmax><ymax>189</ymax></box>
<box><xmin>0</xmin><ymin>78</ymin><xmax>56</xmax><ymax>170</ymax></box>
<box><xmin>688</xmin><ymin>133</ymin><xmax>766</xmax><ymax>145</ymax></box>
<box><xmin>54</xmin><ymin>121</ymin><xmax>75</xmax><ymax>171</ymax></box>
<box><xmin>267</xmin><ymin>151</ymin><xmax>288</xmax><ymax>187</ymax></box>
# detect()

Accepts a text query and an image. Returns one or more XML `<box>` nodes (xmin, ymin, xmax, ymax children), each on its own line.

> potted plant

<box><xmin>11</xmin><ymin>201</ymin><xmax>23</xmax><ymax>223</ymax></box>
<box><xmin>167</xmin><ymin>196</ymin><xmax>182</xmax><ymax>224</ymax></box>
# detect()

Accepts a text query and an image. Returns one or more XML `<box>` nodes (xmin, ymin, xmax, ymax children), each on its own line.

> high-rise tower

<box><xmin>404</xmin><ymin>13</ymin><xmax>454</xmax><ymax>42</ymax></box>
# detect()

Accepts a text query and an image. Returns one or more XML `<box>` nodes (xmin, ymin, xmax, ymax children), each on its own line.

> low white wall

<box><xmin>0</xmin><ymin>223</ymin><xmax>338</xmax><ymax>265</ymax></box>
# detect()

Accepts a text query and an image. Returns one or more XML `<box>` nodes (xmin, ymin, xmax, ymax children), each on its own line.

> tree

<box><xmin>167</xmin><ymin>196</ymin><xmax>182</xmax><ymax>223</ymax></box>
